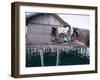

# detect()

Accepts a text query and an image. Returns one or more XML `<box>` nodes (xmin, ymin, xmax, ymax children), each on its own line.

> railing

<box><xmin>26</xmin><ymin>44</ymin><xmax>89</xmax><ymax>67</ymax></box>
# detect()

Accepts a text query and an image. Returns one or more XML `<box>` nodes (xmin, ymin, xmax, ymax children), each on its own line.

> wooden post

<box><xmin>56</xmin><ymin>48</ymin><xmax>60</xmax><ymax>66</ymax></box>
<box><xmin>39</xmin><ymin>49</ymin><xmax>44</xmax><ymax>66</ymax></box>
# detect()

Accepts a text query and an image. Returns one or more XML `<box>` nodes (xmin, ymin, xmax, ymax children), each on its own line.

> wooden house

<box><xmin>26</xmin><ymin>13</ymin><xmax>71</xmax><ymax>47</ymax></box>
<box><xmin>26</xmin><ymin>13</ymin><xmax>89</xmax><ymax>48</ymax></box>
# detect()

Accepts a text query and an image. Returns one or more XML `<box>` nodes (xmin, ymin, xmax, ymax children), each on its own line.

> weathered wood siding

<box><xmin>29</xmin><ymin>14</ymin><xmax>64</xmax><ymax>26</ymax></box>
<box><xmin>26</xmin><ymin>14</ymin><xmax>64</xmax><ymax>45</ymax></box>
<box><xmin>27</xmin><ymin>24</ymin><xmax>51</xmax><ymax>45</ymax></box>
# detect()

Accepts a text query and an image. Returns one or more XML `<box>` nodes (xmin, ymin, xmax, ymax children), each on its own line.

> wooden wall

<box><xmin>26</xmin><ymin>14</ymin><xmax>64</xmax><ymax>46</ymax></box>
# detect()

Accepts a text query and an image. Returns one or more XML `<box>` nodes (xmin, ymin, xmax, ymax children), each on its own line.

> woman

<box><xmin>71</xmin><ymin>28</ymin><xmax>79</xmax><ymax>44</ymax></box>
<box><xmin>51</xmin><ymin>27</ymin><xmax>58</xmax><ymax>44</ymax></box>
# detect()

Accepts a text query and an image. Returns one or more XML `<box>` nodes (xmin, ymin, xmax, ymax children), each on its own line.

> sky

<box><xmin>58</xmin><ymin>14</ymin><xmax>90</xmax><ymax>30</ymax></box>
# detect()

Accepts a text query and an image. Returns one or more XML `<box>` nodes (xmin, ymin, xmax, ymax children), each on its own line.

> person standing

<box><xmin>51</xmin><ymin>27</ymin><xmax>58</xmax><ymax>44</ymax></box>
<box><xmin>71</xmin><ymin>28</ymin><xmax>79</xmax><ymax>44</ymax></box>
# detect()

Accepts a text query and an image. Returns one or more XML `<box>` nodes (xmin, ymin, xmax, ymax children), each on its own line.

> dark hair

<box><xmin>51</xmin><ymin>27</ymin><xmax>57</xmax><ymax>36</ymax></box>
<box><xmin>73</xmin><ymin>28</ymin><xmax>78</xmax><ymax>32</ymax></box>
<box><xmin>71</xmin><ymin>28</ymin><xmax>79</xmax><ymax>38</ymax></box>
